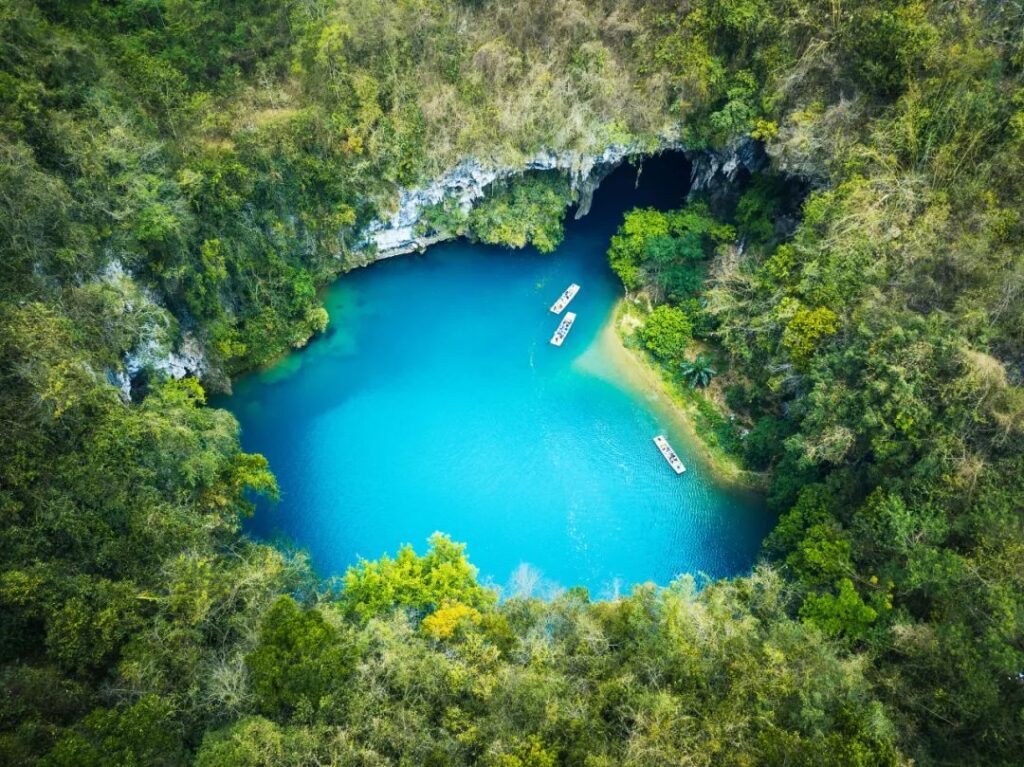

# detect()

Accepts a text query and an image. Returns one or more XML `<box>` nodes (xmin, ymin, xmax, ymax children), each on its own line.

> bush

<box><xmin>246</xmin><ymin>598</ymin><xmax>356</xmax><ymax>719</ymax></box>
<box><xmin>743</xmin><ymin>415</ymin><xmax>792</xmax><ymax>470</ymax></box>
<box><xmin>467</xmin><ymin>174</ymin><xmax>571</xmax><ymax>253</ymax></box>
<box><xmin>677</xmin><ymin>297</ymin><xmax>717</xmax><ymax>338</ymax></box>
<box><xmin>608</xmin><ymin>204</ymin><xmax>732</xmax><ymax>297</ymax></box>
<box><xmin>639</xmin><ymin>305</ymin><xmax>693</xmax><ymax>363</ymax></box>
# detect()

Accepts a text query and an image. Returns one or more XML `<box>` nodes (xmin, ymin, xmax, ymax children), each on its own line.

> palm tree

<box><xmin>680</xmin><ymin>353</ymin><xmax>717</xmax><ymax>389</ymax></box>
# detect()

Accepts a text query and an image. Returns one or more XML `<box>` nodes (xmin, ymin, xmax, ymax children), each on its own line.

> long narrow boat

<box><xmin>550</xmin><ymin>311</ymin><xmax>577</xmax><ymax>346</ymax></box>
<box><xmin>653</xmin><ymin>435</ymin><xmax>686</xmax><ymax>474</ymax></box>
<box><xmin>550</xmin><ymin>283</ymin><xmax>580</xmax><ymax>314</ymax></box>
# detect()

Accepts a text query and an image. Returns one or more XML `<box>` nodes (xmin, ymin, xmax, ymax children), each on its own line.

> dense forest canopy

<box><xmin>1</xmin><ymin>0</ymin><xmax>1023</xmax><ymax>764</ymax></box>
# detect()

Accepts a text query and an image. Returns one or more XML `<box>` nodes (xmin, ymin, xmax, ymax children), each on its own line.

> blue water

<box><xmin>218</xmin><ymin>155</ymin><xmax>774</xmax><ymax>597</ymax></box>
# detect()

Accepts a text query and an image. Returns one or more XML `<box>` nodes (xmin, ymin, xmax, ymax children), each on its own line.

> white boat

<box><xmin>550</xmin><ymin>283</ymin><xmax>580</xmax><ymax>314</ymax></box>
<box><xmin>653</xmin><ymin>435</ymin><xmax>686</xmax><ymax>474</ymax></box>
<box><xmin>550</xmin><ymin>312</ymin><xmax>577</xmax><ymax>346</ymax></box>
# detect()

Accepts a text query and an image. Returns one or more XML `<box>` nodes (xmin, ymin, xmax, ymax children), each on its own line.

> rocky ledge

<box><xmin>361</xmin><ymin>137</ymin><xmax>768</xmax><ymax>260</ymax></box>
<box><xmin>361</xmin><ymin>143</ymin><xmax>661</xmax><ymax>259</ymax></box>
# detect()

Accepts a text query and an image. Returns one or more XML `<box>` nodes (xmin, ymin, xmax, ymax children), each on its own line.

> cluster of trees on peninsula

<box><xmin>2</xmin><ymin>0</ymin><xmax>1022</xmax><ymax>765</ymax></box>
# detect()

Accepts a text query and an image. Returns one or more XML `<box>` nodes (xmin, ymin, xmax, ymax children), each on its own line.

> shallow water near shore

<box><xmin>217</xmin><ymin>154</ymin><xmax>775</xmax><ymax>597</ymax></box>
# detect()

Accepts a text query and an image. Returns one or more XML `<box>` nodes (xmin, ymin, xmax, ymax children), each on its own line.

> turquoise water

<box><xmin>219</xmin><ymin>156</ymin><xmax>774</xmax><ymax>597</ymax></box>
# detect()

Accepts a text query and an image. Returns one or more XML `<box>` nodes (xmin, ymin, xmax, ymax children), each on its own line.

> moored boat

<box><xmin>550</xmin><ymin>283</ymin><xmax>580</xmax><ymax>314</ymax></box>
<box><xmin>550</xmin><ymin>311</ymin><xmax>577</xmax><ymax>346</ymax></box>
<box><xmin>653</xmin><ymin>435</ymin><xmax>686</xmax><ymax>474</ymax></box>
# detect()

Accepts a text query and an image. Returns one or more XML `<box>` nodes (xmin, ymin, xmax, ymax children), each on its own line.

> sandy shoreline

<box><xmin>593</xmin><ymin>299</ymin><xmax>767</xmax><ymax>492</ymax></box>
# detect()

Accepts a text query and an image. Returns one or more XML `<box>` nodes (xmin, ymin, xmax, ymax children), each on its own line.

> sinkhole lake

<box><xmin>219</xmin><ymin>154</ymin><xmax>774</xmax><ymax>597</ymax></box>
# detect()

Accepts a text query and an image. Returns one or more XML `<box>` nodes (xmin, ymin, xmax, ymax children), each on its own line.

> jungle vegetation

<box><xmin>1</xmin><ymin>1</ymin><xmax>1023</xmax><ymax>765</ymax></box>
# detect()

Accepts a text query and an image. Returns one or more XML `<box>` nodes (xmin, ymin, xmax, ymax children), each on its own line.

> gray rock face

<box><xmin>689</xmin><ymin>136</ymin><xmax>769</xmax><ymax>190</ymax></box>
<box><xmin>95</xmin><ymin>258</ymin><xmax>212</xmax><ymax>392</ymax></box>
<box><xmin>362</xmin><ymin>142</ymin><xmax>681</xmax><ymax>259</ymax></box>
<box><xmin>105</xmin><ymin>368</ymin><xmax>132</xmax><ymax>401</ymax></box>
<box><xmin>573</xmin><ymin>162</ymin><xmax>618</xmax><ymax>219</ymax></box>
<box><xmin>687</xmin><ymin>136</ymin><xmax>770</xmax><ymax>214</ymax></box>
<box><xmin>125</xmin><ymin>332</ymin><xmax>208</xmax><ymax>382</ymax></box>
<box><xmin>362</xmin><ymin>137</ymin><xmax>769</xmax><ymax>259</ymax></box>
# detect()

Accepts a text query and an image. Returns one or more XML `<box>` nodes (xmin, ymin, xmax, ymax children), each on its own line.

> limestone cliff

<box><xmin>361</xmin><ymin>137</ymin><xmax>770</xmax><ymax>260</ymax></box>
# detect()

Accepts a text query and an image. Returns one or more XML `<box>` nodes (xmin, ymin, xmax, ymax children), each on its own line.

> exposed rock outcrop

<box><xmin>686</xmin><ymin>136</ymin><xmax>770</xmax><ymax>215</ymax></box>
<box><xmin>361</xmin><ymin>142</ymin><xmax>679</xmax><ymax>259</ymax></box>
<box><xmin>125</xmin><ymin>332</ymin><xmax>208</xmax><ymax>382</ymax></box>
<box><xmin>105</xmin><ymin>368</ymin><xmax>132</xmax><ymax>401</ymax></box>
<box><xmin>98</xmin><ymin>258</ymin><xmax>211</xmax><ymax>393</ymax></box>
<box><xmin>361</xmin><ymin>137</ymin><xmax>773</xmax><ymax>259</ymax></box>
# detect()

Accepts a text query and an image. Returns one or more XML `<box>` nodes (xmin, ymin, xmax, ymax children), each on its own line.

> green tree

<box><xmin>246</xmin><ymin>597</ymin><xmax>356</xmax><ymax>720</ymax></box>
<box><xmin>800</xmin><ymin>578</ymin><xmax>878</xmax><ymax>641</ymax></box>
<box><xmin>608</xmin><ymin>204</ymin><xmax>730</xmax><ymax>298</ymax></box>
<box><xmin>639</xmin><ymin>305</ymin><xmax>693</xmax><ymax>363</ymax></box>
<box><xmin>340</xmin><ymin>533</ymin><xmax>496</xmax><ymax>623</ymax></box>
<box><xmin>782</xmin><ymin>305</ymin><xmax>839</xmax><ymax>365</ymax></box>
<box><xmin>195</xmin><ymin>717</ymin><xmax>285</xmax><ymax>767</ymax></box>
<box><xmin>467</xmin><ymin>175</ymin><xmax>570</xmax><ymax>253</ymax></box>
<box><xmin>42</xmin><ymin>695</ymin><xmax>184</xmax><ymax>767</ymax></box>
<box><xmin>680</xmin><ymin>353</ymin><xmax>717</xmax><ymax>388</ymax></box>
